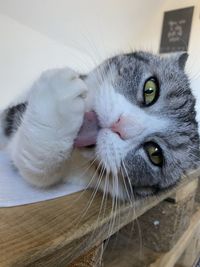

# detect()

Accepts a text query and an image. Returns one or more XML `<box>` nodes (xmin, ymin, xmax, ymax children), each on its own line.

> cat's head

<box><xmin>83</xmin><ymin>51</ymin><xmax>200</xmax><ymax>198</ymax></box>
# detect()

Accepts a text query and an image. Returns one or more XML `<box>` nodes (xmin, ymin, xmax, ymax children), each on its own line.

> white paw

<box><xmin>30</xmin><ymin>67</ymin><xmax>87</xmax><ymax>103</ymax></box>
<box><xmin>28</xmin><ymin>67</ymin><xmax>87</xmax><ymax>139</ymax></box>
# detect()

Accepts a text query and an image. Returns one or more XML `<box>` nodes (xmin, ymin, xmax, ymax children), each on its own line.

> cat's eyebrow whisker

<box><xmin>96</xmin><ymin>67</ymin><xmax>106</xmax><ymax>85</ymax></box>
<box><xmin>76</xmin><ymin>32</ymin><xmax>105</xmax><ymax>70</ymax></box>
<box><xmin>62</xmin><ymin>33</ymin><xmax>101</xmax><ymax>73</ymax></box>
<box><xmin>94</xmin><ymin>51</ymin><xmax>113</xmax><ymax>86</ymax></box>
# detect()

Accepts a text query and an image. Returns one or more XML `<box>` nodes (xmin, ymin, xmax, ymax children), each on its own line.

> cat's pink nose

<box><xmin>111</xmin><ymin>115</ymin><xmax>145</xmax><ymax>140</ymax></box>
<box><xmin>111</xmin><ymin>116</ymin><xmax>127</xmax><ymax>139</ymax></box>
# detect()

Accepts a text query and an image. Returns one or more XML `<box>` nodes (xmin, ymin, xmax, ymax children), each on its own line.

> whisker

<box><xmin>122</xmin><ymin>161</ymin><xmax>144</xmax><ymax>258</ymax></box>
<box><xmin>76</xmin><ymin>169</ymin><xmax>103</xmax><ymax>223</ymax></box>
<box><xmin>104</xmin><ymin>174</ymin><xmax>118</xmax><ymax>250</ymax></box>
<box><xmin>88</xmin><ymin>167</ymin><xmax>108</xmax><ymax>244</ymax></box>
<box><xmin>66</xmin><ymin>157</ymin><xmax>100</xmax><ymax>209</ymax></box>
<box><xmin>72</xmin><ymin>161</ymin><xmax>103</xmax><ymax>227</ymax></box>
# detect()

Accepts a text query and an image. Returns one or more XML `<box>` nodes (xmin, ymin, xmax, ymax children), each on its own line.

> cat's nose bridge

<box><xmin>110</xmin><ymin>115</ymin><xmax>145</xmax><ymax>140</ymax></box>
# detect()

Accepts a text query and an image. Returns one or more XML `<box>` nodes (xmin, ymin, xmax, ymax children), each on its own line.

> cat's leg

<box><xmin>7</xmin><ymin>68</ymin><xmax>87</xmax><ymax>187</ymax></box>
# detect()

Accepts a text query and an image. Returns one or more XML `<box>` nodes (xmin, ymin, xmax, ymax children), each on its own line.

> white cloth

<box><xmin>0</xmin><ymin>151</ymin><xmax>85</xmax><ymax>207</ymax></box>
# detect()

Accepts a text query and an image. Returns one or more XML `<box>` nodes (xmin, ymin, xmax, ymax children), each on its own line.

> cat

<box><xmin>0</xmin><ymin>51</ymin><xmax>199</xmax><ymax>199</ymax></box>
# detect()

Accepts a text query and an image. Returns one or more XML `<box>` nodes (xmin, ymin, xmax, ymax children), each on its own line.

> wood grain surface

<box><xmin>150</xmin><ymin>206</ymin><xmax>200</xmax><ymax>267</ymax></box>
<box><xmin>0</xmin><ymin>168</ymin><xmax>199</xmax><ymax>267</ymax></box>
<box><xmin>69</xmin><ymin>244</ymin><xmax>103</xmax><ymax>267</ymax></box>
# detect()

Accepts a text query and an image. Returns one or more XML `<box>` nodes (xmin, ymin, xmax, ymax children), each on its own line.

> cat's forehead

<box><xmin>108</xmin><ymin>52</ymin><xmax>180</xmax><ymax>76</ymax></box>
<box><xmin>105</xmin><ymin>52</ymin><xmax>194</xmax><ymax>116</ymax></box>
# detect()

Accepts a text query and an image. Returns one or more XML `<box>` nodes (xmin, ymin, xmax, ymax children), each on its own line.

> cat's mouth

<box><xmin>74</xmin><ymin>111</ymin><xmax>100</xmax><ymax>148</ymax></box>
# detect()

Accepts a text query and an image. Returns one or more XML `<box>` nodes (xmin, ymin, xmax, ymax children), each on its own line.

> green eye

<box><xmin>143</xmin><ymin>77</ymin><xmax>159</xmax><ymax>106</ymax></box>
<box><xmin>144</xmin><ymin>142</ymin><xmax>163</xmax><ymax>166</ymax></box>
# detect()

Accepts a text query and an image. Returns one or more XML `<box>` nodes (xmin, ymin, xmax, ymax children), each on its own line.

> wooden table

<box><xmin>0</xmin><ymin>169</ymin><xmax>199</xmax><ymax>267</ymax></box>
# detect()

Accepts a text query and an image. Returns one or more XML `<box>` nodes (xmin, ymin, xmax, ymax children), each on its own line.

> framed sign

<box><xmin>159</xmin><ymin>6</ymin><xmax>194</xmax><ymax>53</ymax></box>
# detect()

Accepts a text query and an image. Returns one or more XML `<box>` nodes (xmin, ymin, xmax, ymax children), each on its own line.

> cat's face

<box><xmin>83</xmin><ymin>52</ymin><xmax>200</xmax><ymax>198</ymax></box>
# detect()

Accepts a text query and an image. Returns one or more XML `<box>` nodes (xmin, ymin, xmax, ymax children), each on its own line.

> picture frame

<box><xmin>159</xmin><ymin>6</ymin><xmax>194</xmax><ymax>53</ymax></box>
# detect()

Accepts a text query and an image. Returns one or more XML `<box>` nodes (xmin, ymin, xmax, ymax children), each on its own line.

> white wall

<box><xmin>0</xmin><ymin>0</ymin><xmax>164</xmax><ymax>109</ymax></box>
<box><xmin>0</xmin><ymin>0</ymin><xmax>164</xmax><ymax>57</ymax></box>
<box><xmin>0</xmin><ymin>14</ymin><xmax>93</xmax><ymax>109</ymax></box>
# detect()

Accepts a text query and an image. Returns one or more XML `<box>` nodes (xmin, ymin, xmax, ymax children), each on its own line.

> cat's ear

<box><xmin>175</xmin><ymin>52</ymin><xmax>188</xmax><ymax>70</ymax></box>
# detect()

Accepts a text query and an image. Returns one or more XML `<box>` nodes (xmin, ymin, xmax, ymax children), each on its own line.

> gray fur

<box><xmin>98</xmin><ymin>51</ymin><xmax>199</xmax><ymax>195</ymax></box>
<box><xmin>3</xmin><ymin>103</ymin><xmax>27</xmax><ymax>137</ymax></box>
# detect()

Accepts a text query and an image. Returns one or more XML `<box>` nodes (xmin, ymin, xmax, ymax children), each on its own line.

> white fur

<box><xmin>7</xmin><ymin>68</ymin><xmax>87</xmax><ymax>187</ymax></box>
